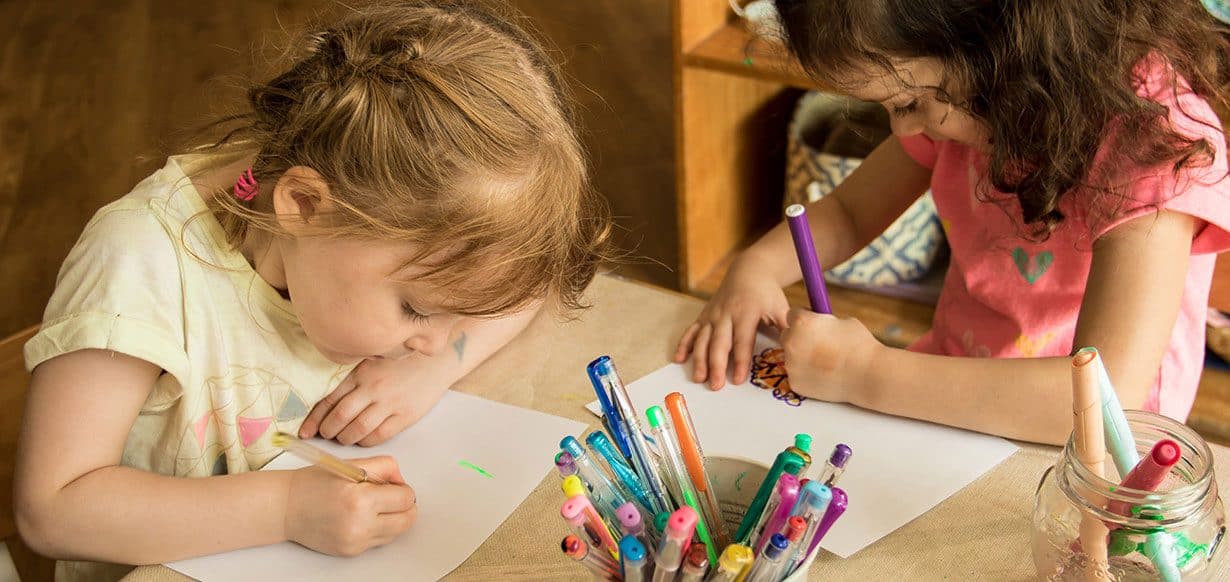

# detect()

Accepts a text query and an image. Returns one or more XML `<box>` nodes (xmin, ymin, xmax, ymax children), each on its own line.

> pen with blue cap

<box><xmin>588</xmin><ymin>356</ymin><xmax>671</xmax><ymax>514</ymax></box>
<box><xmin>588</xmin><ymin>356</ymin><xmax>634</xmax><ymax>461</ymax></box>
<box><xmin>620</xmin><ymin>534</ymin><xmax>652</xmax><ymax>582</ymax></box>
<box><xmin>786</xmin><ymin>481</ymin><xmax>833</xmax><ymax>571</ymax></box>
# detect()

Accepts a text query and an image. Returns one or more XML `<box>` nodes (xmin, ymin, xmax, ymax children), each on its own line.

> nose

<box><xmin>888</xmin><ymin>113</ymin><xmax>926</xmax><ymax>138</ymax></box>
<box><xmin>403</xmin><ymin>318</ymin><xmax>457</xmax><ymax>357</ymax></box>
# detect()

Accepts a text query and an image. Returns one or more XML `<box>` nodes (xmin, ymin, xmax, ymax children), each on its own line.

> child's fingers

<box><xmin>375</xmin><ymin>507</ymin><xmax>418</xmax><ymax>541</ymax></box>
<box><xmin>335</xmin><ymin>405</ymin><xmax>390</xmax><ymax>446</ymax></box>
<box><xmin>674</xmin><ymin>322</ymin><xmax>701</xmax><ymax>363</ymax></box>
<box><xmin>707</xmin><ymin>319</ymin><xmax>733</xmax><ymax>390</ymax></box>
<box><xmin>731</xmin><ymin>314</ymin><xmax>759</xmax><ymax>384</ymax></box>
<box><xmin>691</xmin><ymin>324</ymin><xmax>713</xmax><ymax>383</ymax></box>
<box><xmin>350</xmin><ymin>455</ymin><xmax>407</xmax><ymax>485</ymax></box>
<box><xmin>370</xmin><ymin>481</ymin><xmax>418</xmax><ymax>514</ymax></box>
<box><xmin>318</xmin><ymin>389</ymin><xmax>373</xmax><ymax>440</ymax></box>
<box><xmin>300</xmin><ymin>377</ymin><xmax>359</xmax><ymax>438</ymax></box>
<box><xmin>357</xmin><ymin>415</ymin><xmax>408</xmax><ymax>447</ymax></box>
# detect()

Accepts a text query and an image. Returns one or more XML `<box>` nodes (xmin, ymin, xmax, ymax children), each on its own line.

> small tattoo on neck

<box><xmin>453</xmin><ymin>332</ymin><xmax>467</xmax><ymax>362</ymax></box>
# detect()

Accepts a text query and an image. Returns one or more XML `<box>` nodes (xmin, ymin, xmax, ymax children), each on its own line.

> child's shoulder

<box><xmin>78</xmin><ymin>155</ymin><xmax>217</xmax><ymax>257</ymax></box>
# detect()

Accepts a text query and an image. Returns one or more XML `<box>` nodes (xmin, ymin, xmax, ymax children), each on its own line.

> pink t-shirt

<box><xmin>900</xmin><ymin>60</ymin><xmax>1230</xmax><ymax>421</ymax></box>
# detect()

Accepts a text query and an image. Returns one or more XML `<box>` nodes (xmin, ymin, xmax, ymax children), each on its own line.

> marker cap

<box><xmin>830</xmin><ymin>444</ymin><xmax>853</xmax><ymax>467</ymax></box>
<box><xmin>560</xmin><ymin>436</ymin><xmax>585</xmax><ymax>458</ymax></box>
<box><xmin>617</xmin><ymin>502</ymin><xmax>642</xmax><ymax>530</ymax></box>
<box><xmin>665</xmin><ymin>506</ymin><xmax>698</xmax><ymax>541</ymax></box>
<box><xmin>561</xmin><ymin>495</ymin><xmax>596</xmax><ymax>526</ymax></box>
<box><xmin>562</xmin><ymin>475</ymin><xmax>587</xmax><ymax>499</ymax></box>
<box><xmin>646</xmin><ymin>406</ymin><xmax>667</xmax><ymax>428</ymax></box>
<box><xmin>619</xmin><ymin>535</ymin><xmax>647</xmax><ymax>563</ymax></box>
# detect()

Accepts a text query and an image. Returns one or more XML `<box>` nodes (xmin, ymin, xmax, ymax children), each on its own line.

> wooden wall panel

<box><xmin>0</xmin><ymin>0</ymin><xmax>676</xmax><ymax>337</ymax></box>
<box><xmin>509</xmin><ymin>0</ymin><xmax>677</xmax><ymax>288</ymax></box>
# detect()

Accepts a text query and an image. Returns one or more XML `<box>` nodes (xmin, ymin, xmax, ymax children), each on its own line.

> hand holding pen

<box><xmin>274</xmin><ymin>432</ymin><xmax>417</xmax><ymax>557</ymax></box>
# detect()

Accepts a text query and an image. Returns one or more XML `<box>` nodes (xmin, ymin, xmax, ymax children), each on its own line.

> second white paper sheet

<box><xmin>587</xmin><ymin>342</ymin><xmax>1019</xmax><ymax>558</ymax></box>
<box><xmin>170</xmin><ymin>390</ymin><xmax>585</xmax><ymax>581</ymax></box>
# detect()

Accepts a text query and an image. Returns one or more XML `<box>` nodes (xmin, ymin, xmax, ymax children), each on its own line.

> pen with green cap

<box><xmin>646</xmin><ymin>405</ymin><xmax>717</xmax><ymax>564</ymax></box>
<box><xmin>735</xmin><ymin>445</ymin><xmax>806</xmax><ymax>543</ymax></box>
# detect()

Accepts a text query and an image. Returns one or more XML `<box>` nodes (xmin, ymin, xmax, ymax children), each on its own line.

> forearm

<box><xmin>21</xmin><ymin>466</ymin><xmax>291</xmax><ymax>564</ymax></box>
<box><xmin>856</xmin><ymin>348</ymin><xmax>1073</xmax><ymax>444</ymax></box>
<box><xmin>742</xmin><ymin>137</ymin><xmax>932</xmax><ymax>287</ymax></box>
<box><xmin>743</xmin><ymin>194</ymin><xmax>868</xmax><ymax>288</ymax></box>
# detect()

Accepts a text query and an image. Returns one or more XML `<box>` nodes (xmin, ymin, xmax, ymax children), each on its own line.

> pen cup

<box><xmin>707</xmin><ymin>456</ymin><xmax>822</xmax><ymax>581</ymax></box>
<box><xmin>1032</xmin><ymin>410</ymin><xmax>1227</xmax><ymax>581</ymax></box>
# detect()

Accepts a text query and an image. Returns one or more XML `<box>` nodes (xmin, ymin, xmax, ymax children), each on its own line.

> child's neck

<box><xmin>190</xmin><ymin>154</ymin><xmax>291</xmax><ymax>299</ymax></box>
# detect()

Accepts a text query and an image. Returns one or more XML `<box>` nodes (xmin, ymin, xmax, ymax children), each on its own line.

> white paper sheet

<box><xmin>586</xmin><ymin>341</ymin><xmax>1019</xmax><ymax>558</ymax></box>
<box><xmin>169</xmin><ymin>391</ymin><xmax>585</xmax><ymax>581</ymax></box>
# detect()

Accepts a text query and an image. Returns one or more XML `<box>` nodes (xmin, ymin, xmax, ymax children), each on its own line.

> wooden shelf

<box><xmin>683</xmin><ymin>21</ymin><xmax>816</xmax><ymax>90</ymax></box>
<box><xmin>1192</xmin><ymin>366</ymin><xmax>1230</xmax><ymax>446</ymax></box>
<box><xmin>694</xmin><ymin>252</ymin><xmax>936</xmax><ymax>349</ymax></box>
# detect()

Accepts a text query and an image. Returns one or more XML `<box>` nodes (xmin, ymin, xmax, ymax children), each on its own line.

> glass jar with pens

<box><xmin>1033</xmin><ymin>406</ymin><xmax>1225</xmax><ymax>578</ymax></box>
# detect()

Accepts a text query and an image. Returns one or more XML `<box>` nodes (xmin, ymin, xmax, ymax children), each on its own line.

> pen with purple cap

<box><xmin>785</xmin><ymin>204</ymin><xmax>832</xmax><ymax>314</ymax></box>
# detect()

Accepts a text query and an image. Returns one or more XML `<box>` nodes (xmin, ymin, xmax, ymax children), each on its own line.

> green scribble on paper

<box><xmin>458</xmin><ymin>460</ymin><xmax>494</xmax><ymax>478</ymax></box>
<box><xmin>735</xmin><ymin>471</ymin><xmax>748</xmax><ymax>491</ymax></box>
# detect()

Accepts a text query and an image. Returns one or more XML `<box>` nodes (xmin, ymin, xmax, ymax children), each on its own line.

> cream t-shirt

<box><xmin>25</xmin><ymin>155</ymin><xmax>352</xmax><ymax>577</ymax></box>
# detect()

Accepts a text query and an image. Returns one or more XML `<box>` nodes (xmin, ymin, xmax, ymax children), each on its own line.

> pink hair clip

<box><xmin>234</xmin><ymin>168</ymin><xmax>259</xmax><ymax>201</ymax></box>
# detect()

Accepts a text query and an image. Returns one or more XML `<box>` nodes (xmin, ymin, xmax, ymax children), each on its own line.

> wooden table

<box><xmin>124</xmin><ymin>274</ymin><xmax>1230</xmax><ymax>581</ymax></box>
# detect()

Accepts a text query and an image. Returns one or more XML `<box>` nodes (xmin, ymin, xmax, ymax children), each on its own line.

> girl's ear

<box><xmin>272</xmin><ymin>166</ymin><xmax>335</xmax><ymax>234</ymax></box>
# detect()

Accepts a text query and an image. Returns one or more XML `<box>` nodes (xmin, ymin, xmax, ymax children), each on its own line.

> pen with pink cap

<box><xmin>562</xmin><ymin>495</ymin><xmax>621</xmax><ymax>561</ymax></box>
<box><xmin>750</xmin><ymin>473</ymin><xmax>801</xmax><ymax>554</ymax></box>
<box><xmin>652</xmin><ymin>506</ymin><xmax>697</xmax><ymax>582</ymax></box>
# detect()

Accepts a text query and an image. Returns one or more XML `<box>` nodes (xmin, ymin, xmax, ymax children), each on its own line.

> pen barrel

<box><xmin>736</xmin><ymin>451</ymin><xmax>803</xmax><ymax>543</ymax></box>
<box><xmin>592</xmin><ymin>434</ymin><xmax>658</xmax><ymax>516</ymax></box>
<box><xmin>665</xmin><ymin>393</ymin><xmax>731</xmax><ymax>548</ymax></box>
<box><xmin>625</xmin><ymin>420</ymin><xmax>671</xmax><ymax>514</ymax></box>
<box><xmin>647</xmin><ymin>418</ymin><xmax>717</xmax><ymax>564</ymax></box>
<box><xmin>622</xmin><ymin>558</ymin><xmax>651</xmax><ymax>582</ymax></box>
<box><xmin>786</xmin><ymin>204</ymin><xmax>831</xmax><ymax>314</ymax></box>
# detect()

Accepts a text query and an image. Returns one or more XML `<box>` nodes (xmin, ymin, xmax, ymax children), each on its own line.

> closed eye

<box><xmin>891</xmin><ymin>100</ymin><xmax>919</xmax><ymax>117</ymax></box>
<box><xmin>401</xmin><ymin>301</ymin><xmax>430</xmax><ymax>324</ymax></box>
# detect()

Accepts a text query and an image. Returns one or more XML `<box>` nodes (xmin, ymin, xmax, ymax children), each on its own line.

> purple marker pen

<box><xmin>785</xmin><ymin>204</ymin><xmax>832</xmax><ymax>314</ymax></box>
<box><xmin>817</xmin><ymin>444</ymin><xmax>852</xmax><ymax>487</ymax></box>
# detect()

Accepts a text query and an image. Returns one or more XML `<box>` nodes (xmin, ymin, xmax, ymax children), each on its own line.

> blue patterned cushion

<box><xmin>803</xmin><ymin>154</ymin><xmax>943</xmax><ymax>285</ymax></box>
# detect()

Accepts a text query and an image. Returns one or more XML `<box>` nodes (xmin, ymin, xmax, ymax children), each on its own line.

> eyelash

<box><xmin>891</xmin><ymin>100</ymin><xmax>920</xmax><ymax>117</ymax></box>
<box><xmin>401</xmin><ymin>301</ymin><xmax>429</xmax><ymax>324</ymax></box>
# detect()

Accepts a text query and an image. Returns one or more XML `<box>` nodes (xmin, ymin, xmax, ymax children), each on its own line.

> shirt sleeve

<box><xmin>898</xmin><ymin>133</ymin><xmax>940</xmax><ymax>169</ymax></box>
<box><xmin>1093</xmin><ymin>63</ymin><xmax>1230</xmax><ymax>254</ymax></box>
<box><xmin>24</xmin><ymin>206</ymin><xmax>191</xmax><ymax>385</ymax></box>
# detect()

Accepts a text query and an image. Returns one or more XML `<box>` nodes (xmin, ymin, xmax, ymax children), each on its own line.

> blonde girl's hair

<box><xmin>198</xmin><ymin>0</ymin><xmax>611</xmax><ymax>316</ymax></box>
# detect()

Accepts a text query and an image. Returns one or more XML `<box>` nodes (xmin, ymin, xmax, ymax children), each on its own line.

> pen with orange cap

<box><xmin>664</xmin><ymin>392</ymin><xmax>730</xmax><ymax>549</ymax></box>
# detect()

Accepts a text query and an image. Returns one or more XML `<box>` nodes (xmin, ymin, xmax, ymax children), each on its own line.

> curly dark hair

<box><xmin>773</xmin><ymin>0</ymin><xmax>1230</xmax><ymax>237</ymax></box>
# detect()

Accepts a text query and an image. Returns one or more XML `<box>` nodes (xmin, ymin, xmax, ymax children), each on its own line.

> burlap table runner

<box><xmin>123</xmin><ymin>274</ymin><xmax>1230</xmax><ymax>581</ymax></box>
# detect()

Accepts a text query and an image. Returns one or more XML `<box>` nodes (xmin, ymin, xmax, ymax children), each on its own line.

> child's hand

<box><xmin>779</xmin><ymin>309</ymin><xmax>882</xmax><ymax>403</ymax></box>
<box><xmin>675</xmin><ymin>255</ymin><xmax>790</xmax><ymax>389</ymax></box>
<box><xmin>284</xmin><ymin>456</ymin><xmax>417</xmax><ymax>557</ymax></box>
<box><xmin>300</xmin><ymin>357</ymin><xmax>448</xmax><ymax>446</ymax></box>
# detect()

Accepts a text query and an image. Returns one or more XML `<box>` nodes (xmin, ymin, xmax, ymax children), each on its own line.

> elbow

<box><xmin>15</xmin><ymin>497</ymin><xmax>67</xmax><ymax>559</ymax></box>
